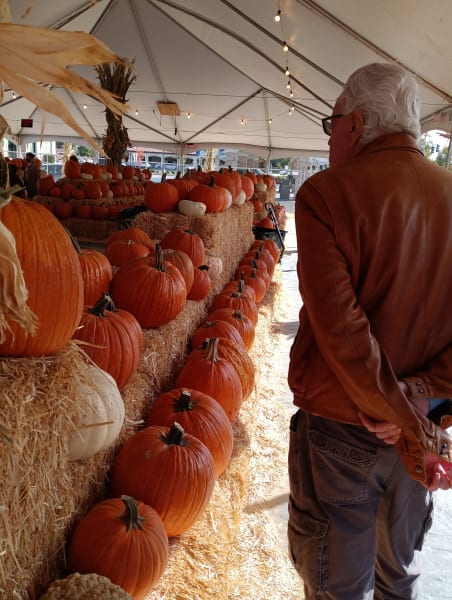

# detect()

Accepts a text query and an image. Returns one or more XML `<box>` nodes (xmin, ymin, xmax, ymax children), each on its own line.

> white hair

<box><xmin>337</xmin><ymin>63</ymin><xmax>421</xmax><ymax>144</ymax></box>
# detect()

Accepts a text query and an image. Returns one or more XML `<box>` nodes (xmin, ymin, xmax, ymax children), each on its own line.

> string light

<box><xmin>290</xmin><ymin>90</ymin><xmax>294</xmax><ymax>97</ymax></box>
<box><xmin>285</xmin><ymin>67</ymin><xmax>290</xmax><ymax>76</ymax></box>
<box><xmin>286</xmin><ymin>80</ymin><xmax>291</xmax><ymax>89</ymax></box>
<box><xmin>291</xmin><ymin>105</ymin><xmax>295</xmax><ymax>112</ymax></box>
<box><xmin>83</xmin><ymin>104</ymin><xmax>87</xmax><ymax>109</ymax></box>
<box><xmin>240</xmin><ymin>118</ymin><xmax>245</xmax><ymax>125</ymax></box>
<box><xmin>187</xmin><ymin>112</ymin><xmax>191</xmax><ymax>119</ymax></box>
<box><xmin>268</xmin><ymin>118</ymin><xmax>272</xmax><ymax>124</ymax></box>
<box><xmin>283</xmin><ymin>41</ymin><xmax>289</xmax><ymax>52</ymax></box>
<box><xmin>12</xmin><ymin>92</ymin><xmax>16</xmax><ymax>99</ymax></box>
<box><xmin>135</xmin><ymin>109</ymin><xmax>139</xmax><ymax>116</ymax></box>
<box><xmin>274</xmin><ymin>9</ymin><xmax>281</xmax><ymax>22</ymax></box>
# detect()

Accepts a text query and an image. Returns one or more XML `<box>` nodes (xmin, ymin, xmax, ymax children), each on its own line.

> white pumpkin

<box><xmin>224</xmin><ymin>189</ymin><xmax>233</xmax><ymax>209</ymax></box>
<box><xmin>204</xmin><ymin>254</ymin><xmax>223</xmax><ymax>280</ymax></box>
<box><xmin>178</xmin><ymin>199</ymin><xmax>206</xmax><ymax>217</ymax></box>
<box><xmin>68</xmin><ymin>365</ymin><xmax>125</xmax><ymax>461</ymax></box>
<box><xmin>255</xmin><ymin>181</ymin><xmax>267</xmax><ymax>192</ymax></box>
<box><xmin>235</xmin><ymin>189</ymin><xmax>247</xmax><ymax>206</ymax></box>
<box><xmin>80</xmin><ymin>173</ymin><xmax>93</xmax><ymax>180</ymax></box>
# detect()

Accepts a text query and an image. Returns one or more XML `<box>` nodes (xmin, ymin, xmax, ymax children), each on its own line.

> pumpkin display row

<box><xmin>45</xmin><ymin>235</ymin><xmax>280</xmax><ymax>598</ymax></box>
<box><xmin>33</xmin><ymin>160</ymin><xmax>277</xmax><ymax>221</ymax></box>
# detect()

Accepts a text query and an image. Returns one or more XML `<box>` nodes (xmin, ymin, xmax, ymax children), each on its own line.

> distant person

<box><xmin>24</xmin><ymin>152</ymin><xmax>41</xmax><ymax>199</ymax></box>
<box><xmin>7</xmin><ymin>161</ymin><xmax>26</xmax><ymax>198</ymax></box>
<box><xmin>288</xmin><ymin>62</ymin><xmax>452</xmax><ymax>599</ymax></box>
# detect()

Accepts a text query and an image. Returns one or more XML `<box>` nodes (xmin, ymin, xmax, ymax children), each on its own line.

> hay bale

<box><xmin>0</xmin><ymin>198</ymin><xmax>256</xmax><ymax>598</ymax></box>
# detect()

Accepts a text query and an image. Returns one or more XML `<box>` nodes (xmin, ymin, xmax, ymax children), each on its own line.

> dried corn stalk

<box><xmin>95</xmin><ymin>61</ymin><xmax>136</xmax><ymax>167</ymax></box>
<box><xmin>0</xmin><ymin>0</ymin><xmax>129</xmax><ymax>154</ymax></box>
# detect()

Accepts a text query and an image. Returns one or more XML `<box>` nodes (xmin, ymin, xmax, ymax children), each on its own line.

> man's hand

<box><xmin>358</xmin><ymin>411</ymin><xmax>402</xmax><ymax>444</ymax></box>
<box><xmin>423</xmin><ymin>451</ymin><xmax>452</xmax><ymax>491</ymax></box>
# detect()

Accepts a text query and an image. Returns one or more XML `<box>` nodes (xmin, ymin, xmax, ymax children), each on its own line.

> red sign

<box><xmin>21</xmin><ymin>118</ymin><xmax>33</xmax><ymax>127</ymax></box>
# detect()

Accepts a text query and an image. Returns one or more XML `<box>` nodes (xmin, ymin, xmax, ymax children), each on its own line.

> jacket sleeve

<box><xmin>403</xmin><ymin>344</ymin><xmax>452</xmax><ymax>400</ymax></box>
<box><xmin>295</xmin><ymin>182</ymin><xmax>451</xmax><ymax>459</ymax></box>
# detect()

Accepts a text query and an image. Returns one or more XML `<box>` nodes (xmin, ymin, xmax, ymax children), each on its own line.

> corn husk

<box><xmin>0</xmin><ymin>2</ymin><xmax>129</xmax><ymax>154</ymax></box>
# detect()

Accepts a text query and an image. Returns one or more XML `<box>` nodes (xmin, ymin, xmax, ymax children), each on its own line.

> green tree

<box><xmin>436</xmin><ymin>146</ymin><xmax>448</xmax><ymax>168</ymax></box>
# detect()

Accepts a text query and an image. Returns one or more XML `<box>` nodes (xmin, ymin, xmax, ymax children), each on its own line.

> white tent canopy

<box><xmin>3</xmin><ymin>0</ymin><xmax>452</xmax><ymax>159</ymax></box>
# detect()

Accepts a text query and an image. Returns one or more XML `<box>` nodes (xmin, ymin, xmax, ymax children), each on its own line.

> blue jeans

<box><xmin>288</xmin><ymin>410</ymin><xmax>433</xmax><ymax>599</ymax></box>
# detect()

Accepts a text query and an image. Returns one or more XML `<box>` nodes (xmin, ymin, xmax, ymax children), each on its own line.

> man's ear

<box><xmin>350</xmin><ymin>111</ymin><xmax>364</xmax><ymax>144</ymax></box>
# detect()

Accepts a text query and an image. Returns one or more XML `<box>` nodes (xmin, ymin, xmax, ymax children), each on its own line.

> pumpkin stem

<box><xmin>154</xmin><ymin>243</ymin><xmax>165</xmax><ymax>272</ymax></box>
<box><xmin>208</xmin><ymin>176</ymin><xmax>215</xmax><ymax>189</ymax></box>
<box><xmin>160</xmin><ymin>173</ymin><xmax>167</xmax><ymax>184</ymax></box>
<box><xmin>163</xmin><ymin>421</ymin><xmax>188</xmax><ymax>446</ymax></box>
<box><xmin>175</xmin><ymin>390</ymin><xmax>195</xmax><ymax>412</ymax></box>
<box><xmin>89</xmin><ymin>292</ymin><xmax>116</xmax><ymax>316</ymax></box>
<box><xmin>198</xmin><ymin>265</ymin><xmax>209</xmax><ymax>272</ymax></box>
<box><xmin>237</xmin><ymin>278</ymin><xmax>245</xmax><ymax>294</ymax></box>
<box><xmin>120</xmin><ymin>495</ymin><xmax>145</xmax><ymax>531</ymax></box>
<box><xmin>204</xmin><ymin>336</ymin><xmax>219</xmax><ymax>363</ymax></box>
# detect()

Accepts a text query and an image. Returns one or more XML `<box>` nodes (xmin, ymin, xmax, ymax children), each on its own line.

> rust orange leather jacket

<box><xmin>288</xmin><ymin>133</ymin><xmax>452</xmax><ymax>482</ymax></box>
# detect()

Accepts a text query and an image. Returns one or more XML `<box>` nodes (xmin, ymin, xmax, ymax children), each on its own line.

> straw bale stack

<box><xmin>0</xmin><ymin>199</ymin><xmax>255</xmax><ymax>598</ymax></box>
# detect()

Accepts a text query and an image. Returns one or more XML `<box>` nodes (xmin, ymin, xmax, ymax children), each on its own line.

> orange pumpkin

<box><xmin>187</xmin><ymin>265</ymin><xmax>211</xmax><ymax>301</ymax></box>
<box><xmin>105</xmin><ymin>226</ymin><xmax>155</xmax><ymax>251</ymax></box>
<box><xmin>75</xmin><ymin>245</ymin><xmax>113</xmax><ymax>306</ymax></box>
<box><xmin>73</xmin><ymin>293</ymin><xmax>143</xmax><ymax>389</ymax></box>
<box><xmin>191</xmin><ymin>319</ymin><xmax>244</xmax><ymax>349</ymax></box>
<box><xmin>175</xmin><ymin>337</ymin><xmax>242</xmax><ymax>420</ymax></box>
<box><xmin>145</xmin><ymin>388</ymin><xmax>233</xmax><ymax>477</ymax></box>
<box><xmin>160</xmin><ymin>227</ymin><xmax>205</xmax><ymax>267</ymax></box>
<box><xmin>110</xmin><ymin>423</ymin><xmax>216</xmax><ymax>537</ymax></box>
<box><xmin>188</xmin><ymin>177</ymin><xmax>230</xmax><ymax>213</ymax></box>
<box><xmin>110</xmin><ymin>244</ymin><xmax>187</xmax><ymax>328</ymax></box>
<box><xmin>206</xmin><ymin>308</ymin><xmax>255</xmax><ymax>351</ymax></box>
<box><xmin>145</xmin><ymin>175</ymin><xmax>179</xmax><ymax>212</ymax></box>
<box><xmin>67</xmin><ymin>495</ymin><xmax>169</xmax><ymax>599</ymax></box>
<box><xmin>63</xmin><ymin>159</ymin><xmax>81</xmax><ymax>179</ymax></box>
<box><xmin>162</xmin><ymin>248</ymin><xmax>194</xmax><ymax>294</ymax></box>
<box><xmin>209</xmin><ymin>289</ymin><xmax>258</xmax><ymax>325</ymax></box>
<box><xmin>0</xmin><ymin>197</ymin><xmax>83</xmax><ymax>356</ymax></box>
<box><xmin>106</xmin><ymin>239</ymin><xmax>151</xmax><ymax>267</ymax></box>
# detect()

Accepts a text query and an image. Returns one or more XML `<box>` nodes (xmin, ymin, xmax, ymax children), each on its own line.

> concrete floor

<box><xmin>272</xmin><ymin>194</ymin><xmax>452</xmax><ymax>599</ymax></box>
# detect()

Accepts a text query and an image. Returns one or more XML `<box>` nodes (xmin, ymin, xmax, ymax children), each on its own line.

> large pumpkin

<box><xmin>206</xmin><ymin>307</ymin><xmax>255</xmax><ymax>351</ymax></box>
<box><xmin>110</xmin><ymin>422</ymin><xmax>216</xmax><ymax>537</ymax></box>
<box><xmin>110</xmin><ymin>244</ymin><xmax>187</xmax><ymax>328</ymax></box>
<box><xmin>0</xmin><ymin>196</ymin><xmax>83</xmax><ymax>356</ymax></box>
<box><xmin>67</xmin><ymin>495</ymin><xmax>169</xmax><ymax>599</ymax></box>
<box><xmin>72</xmin><ymin>293</ymin><xmax>143</xmax><ymax>390</ymax></box>
<box><xmin>145</xmin><ymin>388</ymin><xmax>233</xmax><ymax>476</ymax></box>
<box><xmin>145</xmin><ymin>175</ymin><xmax>179</xmax><ymax>212</ymax></box>
<box><xmin>68</xmin><ymin>364</ymin><xmax>125</xmax><ymax>461</ymax></box>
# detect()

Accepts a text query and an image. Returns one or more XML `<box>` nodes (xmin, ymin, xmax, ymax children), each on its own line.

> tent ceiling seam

<box><xmin>298</xmin><ymin>0</ymin><xmax>452</xmax><ymax>104</ymax></box>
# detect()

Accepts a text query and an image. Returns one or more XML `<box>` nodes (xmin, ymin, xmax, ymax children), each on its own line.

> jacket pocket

<box><xmin>309</xmin><ymin>427</ymin><xmax>377</xmax><ymax>504</ymax></box>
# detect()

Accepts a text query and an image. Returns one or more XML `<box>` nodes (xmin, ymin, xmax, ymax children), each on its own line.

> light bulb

<box><xmin>83</xmin><ymin>104</ymin><xmax>87</xmax><ymax>109</ymax></box>
<box><xmin>12</xmin><ymin>92</ymin><xmax>16</xmax><ymax>99</ymax></box>
<box><xmin>285</xmin><ymin>67</ymin><xmax>290</xmax><ymax>76</ymax></box>
<box><xmin>187</xmin><ymin>112</ymin><xmax>191</xmax><ymax>119</ymax></box>
<box><xmin>135</xmin><ymin>109</ymin><xmax>139</xmax><ymax>116</ymax></box>
<box><xmin>290</xmin><ymin>90</ymin><xmax>294</xmax><ymax>97</ymax></box>
<box><xmin>274</xmin><ymin>9</ymin><xmax>281</xmax><ymax>22</ymax></box>
<box><xmin>283</xmin><ymin>41</ymin><xmax>289</xmax><ymax>52</ymax></box>
<box><xmin>286</xmin><ymin>80</ymin><xmax>291</xmax><ymax>89</ymax></box>
<box><xmin>268</xmin><ymin>118</ymin><xmax>272</xmax><ymax>124</ymax></box>
<box><xmin>240</xmin><ymin>118</ymin><xmax>245</xmax><ymax>125</ymax></box>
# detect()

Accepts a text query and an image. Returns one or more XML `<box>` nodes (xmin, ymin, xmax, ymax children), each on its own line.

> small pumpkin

<box><xmin>68</xmin><ymin>364</ymin><xmax>125</xmax><ymax>461</ymax></box>
<box><xmin>175</xmin><ymin>337</ymin><xmax>242</xmax><ymax>420</ymax></box>
<box><xmin>145</xmin><ymin>388</ymin><xmax>233</xmax><ymax>476</ymax></box>
<box><xmin>187</xmin><ymin>265</ymin><xmax>211</xmax><ymax>301</ymax></box>
<box><xmin>105</xmin><ymin>226</ymin><xmax>155</xmax><ymax>251</ymax></box>
<box><xmin>209</xmin><ymin>289</ymin><xmax>258</xmax><ymax>325</ymax></box>
<box><xmin>67</xmin><ymin>495</ymin><xmax>169</xmax><ymax>599</ymax></box>
<box><xmin>110</xmin><ymin>422</ymin><xmax>216</xmax><ymax>537</ymax></box>
<box><xmin>160</xmin><ymin>227</ymin><xmax>205</xmax><ymax>267</ymax></box>
<box><xmin>106</xmin><ymin>238</ymin><xmax>151</xmax><ymax>267</ymax></box>
<box><xmin>73</xmin><ymin>293</ymin><xmax>143</xmax><ymax>390</ymax></box>
<box><xmin>178</xmin><ymin>199</ymin><xmax>206</xmax><ymax>217</ymax></box>
<box><xmin>145</xmin><ymin>174</ymin><xmax>179</xmax><ymax>212</ymax></box>
<box><xmin>191</xmin><ymin>319</ymin><xmax>244</xmax><ymax>349</ymax></box>
<box><xmin>206</xmin><ymin>308</ymin><xmax>255</xmax><ymax>351</ymax></box>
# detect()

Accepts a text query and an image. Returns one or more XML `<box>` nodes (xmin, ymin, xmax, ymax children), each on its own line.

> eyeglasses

<box><xmin>321</xmin><ymin>113</ymin><xmax>345</xmax><ymax>136</ymax></box>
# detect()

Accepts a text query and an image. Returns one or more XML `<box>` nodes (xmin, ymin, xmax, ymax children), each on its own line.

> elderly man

<box><xmin>288</xmin><ymin>62</ymin><xmax>452</xmax><ymax>599</ymax></box>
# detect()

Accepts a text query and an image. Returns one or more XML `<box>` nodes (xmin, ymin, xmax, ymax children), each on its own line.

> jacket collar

<box><xmin>357</xmin><ymin>133</ymin><xmax>423</xmax><ymax>158</ymax></box>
